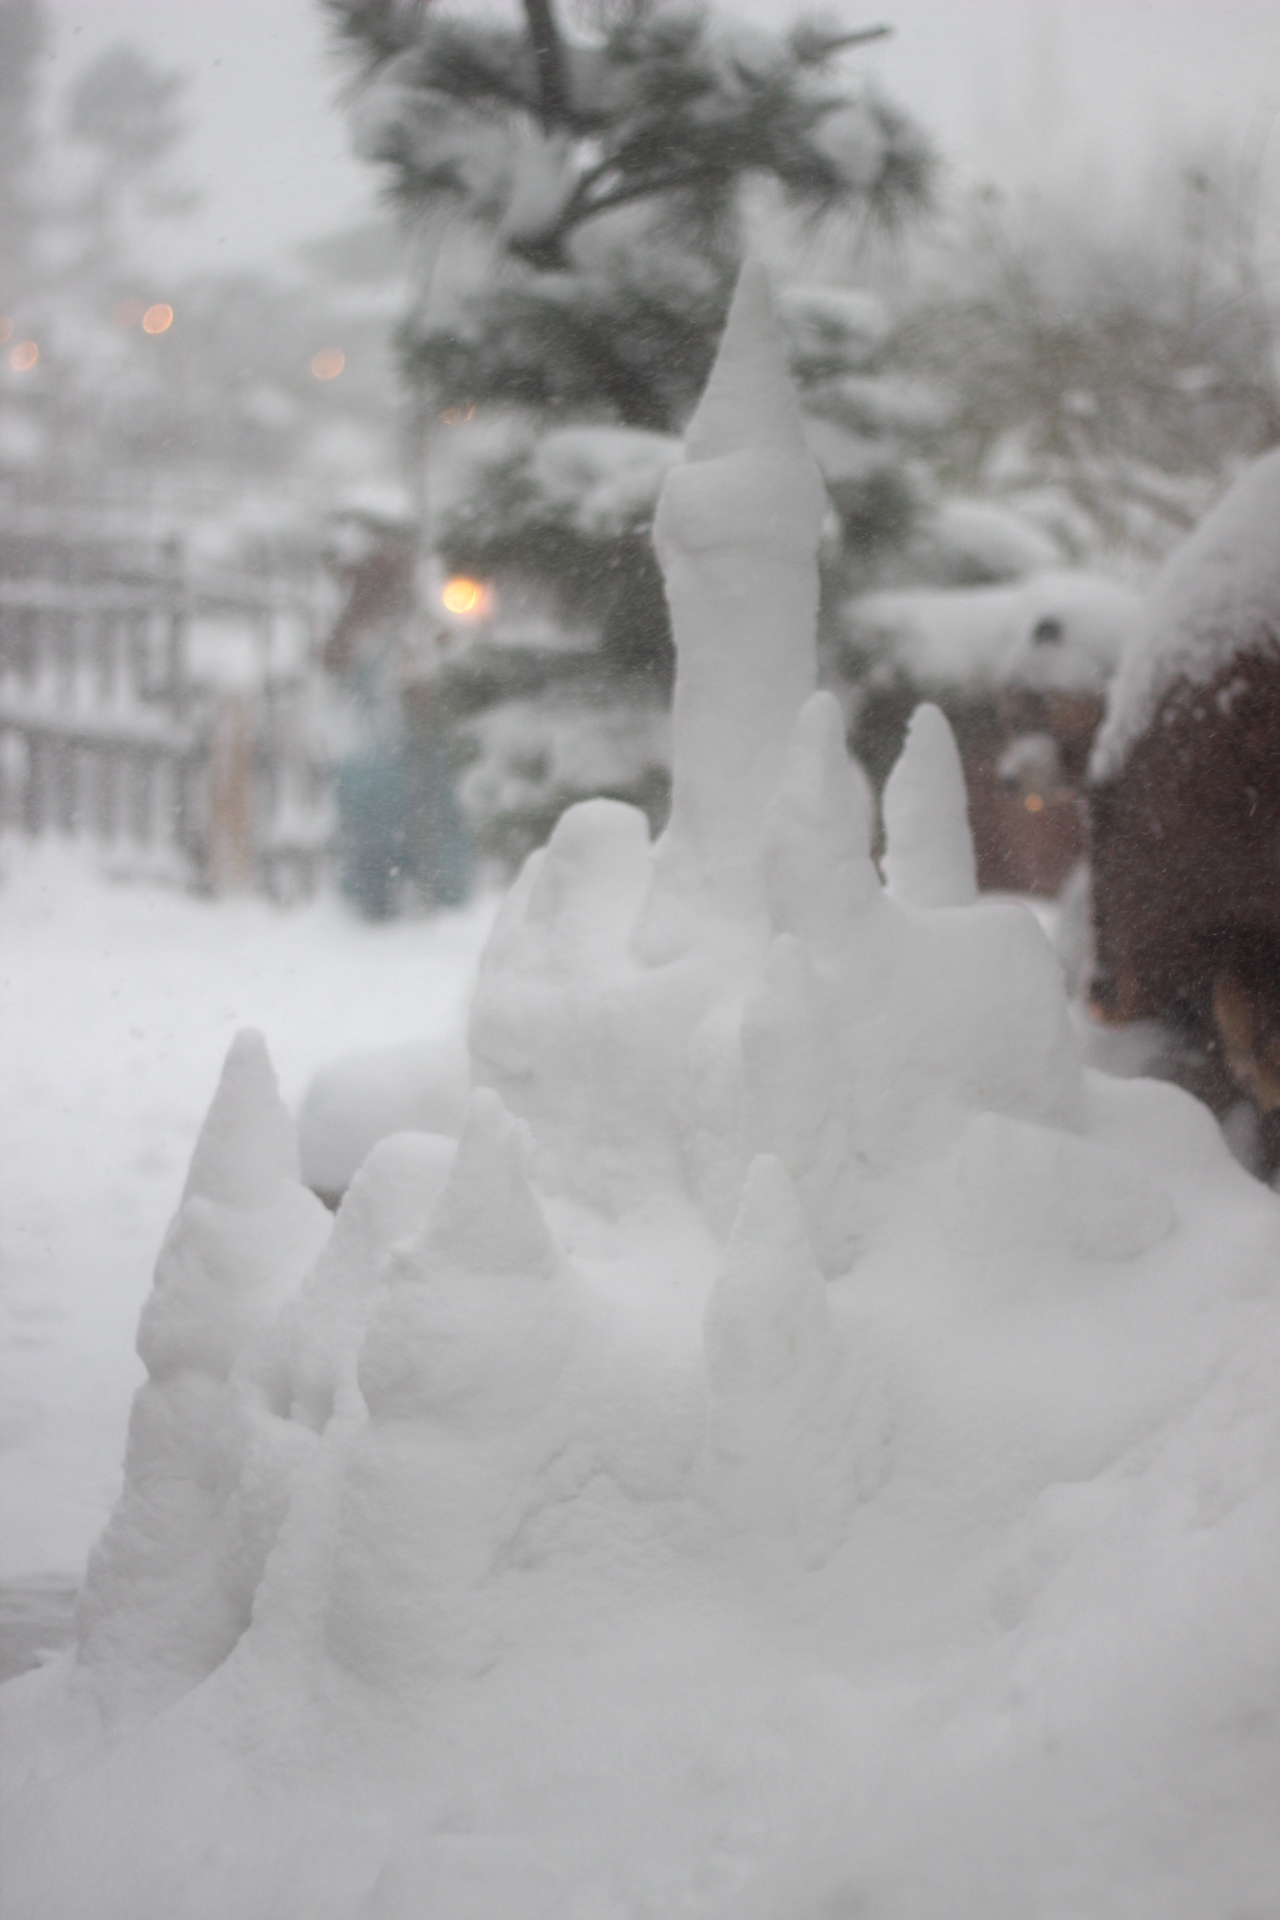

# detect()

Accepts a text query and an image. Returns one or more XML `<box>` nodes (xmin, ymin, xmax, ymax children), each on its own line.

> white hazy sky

<box><xmin>42</xmin><ymin>0</ymin><xmax>1280</xmax><ymax>273</ymax></box>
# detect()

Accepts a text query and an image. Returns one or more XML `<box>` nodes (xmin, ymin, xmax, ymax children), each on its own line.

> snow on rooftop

<box><xmin>1093</xmin><ymin>445</ymin><xmax>1280</xmax><ymax>779</ymax></box>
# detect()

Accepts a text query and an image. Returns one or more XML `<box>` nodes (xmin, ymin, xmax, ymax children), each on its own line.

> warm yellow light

<box><xmin>114</xmin><ymin>297</ymin><xmax>145</xmax><ymax>327</ymax></box>
<box><xmin>0</xmin><ymin>317</ymin><xmax>13</xmax><ymax>345</ymax></box>
<box><xmin>9</xmin><ymin>340</ymin><xmax>38</xmax><ymax>373</ymax></box>
<box><xmin>311</xmin><ymin>348</ymin><xmax>345</xmax><ymax>381</ymax></box>
<box><xmin>441</xmin><ymin>576</ymin><xmax>488</xmax><ymax>617</ymax></box>
<box><xmin>1024</xmin><ymin>792</ymin><xmax>1045</xmax><ymax>814</ymax></box>
<box><xmin>440</xmin><ymin>403</ymin><xmax>475</xmax><ymax>425</ymax></box>
<box><xmin>142</xmin><ymin>304</ymin><xmax>174</xmax><ymax>335</ymax></box>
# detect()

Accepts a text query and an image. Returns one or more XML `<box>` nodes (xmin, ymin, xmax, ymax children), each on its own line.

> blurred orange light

<box><xmin>142</xmin><ymin>304</ymin><xmax>174</xmax><ymax>335</ymax></box>
<box><xmin>114</xmin><ymin>298</ymin><xmax>145</xmax><ymax>327</ymax></box>
<box><xmin>10</xmin><ymin>340</ymin><xmax>38</xmax><ymax>373</ymax></box>
<box><xmin>440</xmin><ymin>403</ymin><xmax>475</xmax><ymax>425</ymax></box>
<box><xmin>1024</xmin><ymin>792</ymin><xmax>1045</xmax><ymax>814</ymax></box>
<box><xmin>311</xmin><ymin>349</ymin><xmax>345</xmax><ymax>381</ymax></box>
<box><xmin>441</xmin><ymin>576</ymin><xmax>489</xmax><ymax>617</ymax></box>
<box><xmin>0</xmin><ymin>317</ymin><xmax>13</xmax><ymax>345</ymax></box>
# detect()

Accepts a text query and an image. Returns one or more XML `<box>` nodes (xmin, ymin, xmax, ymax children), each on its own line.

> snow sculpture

<box><xmin>4</xmin><ymin>265</ymin><xmax>1280</xmax><ymax>1920</ymax></box>
<box><xmin>73</xmin><ymin>1032</ymin><xmax>331</xmax><ymax>1724</ymax></box>
<box><xmin>881</xmin><ymin>701</ymin><xmax>977</xmax><ymax>908</ymax></box>
<box><xmin>642</xmin><ymin>260</ymin><xmax>828</xmax><ymax>941</ymax></box>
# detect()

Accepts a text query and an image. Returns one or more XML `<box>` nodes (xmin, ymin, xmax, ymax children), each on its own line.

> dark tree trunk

<box><xmin>523</xmin><ymin>0</ymin><xmax>571</xmax><ymax>132</ymax></box>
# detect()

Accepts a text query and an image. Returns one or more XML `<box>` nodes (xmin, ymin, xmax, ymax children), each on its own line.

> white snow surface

<box><xmin>3</xmin><ymin>267</ymin><xmax>1279</xmax><ymax>1920</ymax></box>
<box><xmin>854</xmin><ymin>569</ymin><xmax>1141</xmax><ymax>693</ymax></box>
<box><xmin>925</xmin><ymin>496</ymin><xmax>1064</xmax><ymax>582</ymax></box>
<box><xmin>1093</xmin><ymin>445</ymin><xmax>1280</xmax><ymax>778</ymax></box>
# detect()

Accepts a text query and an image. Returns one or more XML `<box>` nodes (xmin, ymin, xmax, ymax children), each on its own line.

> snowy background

<box><xmin>39</xmin><ymin>0</ymin><xmax>1280</xmax><ymax>278</ymax></box>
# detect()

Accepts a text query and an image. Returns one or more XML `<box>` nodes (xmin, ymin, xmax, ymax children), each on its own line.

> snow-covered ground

<box><xmin>0</xmin><ymin>842</ymin><xmax>495</xmax><ymax>1583</ymax></box>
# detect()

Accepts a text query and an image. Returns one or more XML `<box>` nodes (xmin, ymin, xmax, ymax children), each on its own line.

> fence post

<box><xmin>207</xmin><ymin>691</ymin><xmax>258</xmax><ymax>894</ymax></box>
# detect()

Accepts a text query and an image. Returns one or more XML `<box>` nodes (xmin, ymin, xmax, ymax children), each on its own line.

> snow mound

<box><xmin>854</xmin><ymin>569</ymin><xmax>1140</xmax><ymax>692</ymax></box>
<box><xmin>1093</xmin><ymin>445</ymin><xmax>1280</xmax><ymax>777</ymax></box>
<box><xmin>3</xmin><ymin>265</ymin><xmax>1279</xmax><ymax>1920</ymax></box>
<box><xmin>925</xmin><ymin>496</ymin><xmax>1064</xmax><ymax>583</ymax></box>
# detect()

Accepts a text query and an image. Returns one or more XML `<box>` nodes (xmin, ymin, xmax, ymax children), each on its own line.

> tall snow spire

<box><xmin>683</xmin><ymin>261</ymin><xmax>812</xmax><ymax>464</ymax></box>
<box><xmin>881</xmin><ymin>703</ymin><xmax>978</xmax><ymax>909</ymax></box>
<box><xmin>637</xmin><ymin>261</ymin><xmax>828</xmax><ymax>952</ymax></box>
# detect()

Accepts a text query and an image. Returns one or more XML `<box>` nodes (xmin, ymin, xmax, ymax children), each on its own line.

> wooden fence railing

<box><xmin>0</xmin><ymin>562</ymin><xmax>336</xmax><ymax>899</ymax></box>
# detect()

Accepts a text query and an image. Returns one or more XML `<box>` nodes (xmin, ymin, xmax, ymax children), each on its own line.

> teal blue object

<box><xmin>408</xmin><ymin>728</ymin><xmax>470</xmax><ymax>907</ymax></box>
<box><xmin>335</xmin><ymin>732</ymin><xmax>471</xmax><ymax>920</ymax></box>
<box><xmin>335</xmin><ymin>749</ymin><xmax>412</xmax><ymax>920</ymax></box>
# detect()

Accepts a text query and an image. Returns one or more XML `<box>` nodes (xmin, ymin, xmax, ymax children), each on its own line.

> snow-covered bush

<box><xmin>891</xmin><ymin>151</ymin><xmax>1280</xmax><ymax>566</ymax></box>
<box><xmin>850</xmin><ymin>569</ymin><xmax>1139</xmax><ymax>702</ymax></box>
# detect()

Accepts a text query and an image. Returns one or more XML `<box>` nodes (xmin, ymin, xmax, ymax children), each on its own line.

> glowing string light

<box><xmin>441</xmin><ymin>577</ymin><xmax>490</xmax><ymax>617</ymax></box>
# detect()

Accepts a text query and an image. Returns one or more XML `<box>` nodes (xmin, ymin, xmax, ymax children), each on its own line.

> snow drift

<box><xmin>3</xmin><ymin>264</ymin><xmax>1279</xmax><ymax>1920</ymax></box>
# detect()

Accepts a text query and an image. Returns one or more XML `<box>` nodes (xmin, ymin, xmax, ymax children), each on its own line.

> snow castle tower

<box><xmin>641</xmin><ymin>262</ymin><xmax>829</xmax><ymax>944</ymax></box>
<box><xmin>7</xmin><ymin>236</ymin><xmax>1274</xmax><ymax>1920</ymax></box>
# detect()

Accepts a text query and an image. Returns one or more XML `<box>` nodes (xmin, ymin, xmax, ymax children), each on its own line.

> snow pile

<box><xmin>999</xmin><ymin>571</ymin><xmax>1139</xmax><ymax>695</ymax></box>
<box><xmin>3</xmin><ymin>265</ymin><xmax>1279</xmax><ymax>1920</ymax></box>
<box><xmin>854</xmin><ymin>568</ymin><xmax>1140</xmax><ymax>693</ymax></box>
<box><xmin>1093</xmin><ymin>445</ymin><xmax>1280</xmax><ymax>777</ymax></box>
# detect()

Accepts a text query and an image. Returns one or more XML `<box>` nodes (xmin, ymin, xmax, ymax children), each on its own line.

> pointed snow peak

<box><xmin>764</xmin><ymin>694</ymin><xmax>877</xmax><ymax>945</ymax></box>
<box><xmin>772</xmin><ymin>692</ymin><xmax>875</xmax><ymax>866</ymax></box>
<box><xmin>427</xmin><ymin>1087</ymin><xmax>555</xmax><ymax>1279</ymax></box>
<box><xmin>705</xmin><ymin>1153</ymin><xmax>828</xmax><ymax>1398</ymax></box>
<box><xmin>882</xmin><ymin>702</ymin><xmax>978</xmax><ymax>910</ymax></box>
<box><xmin>183</xmin><ymin>1028</ymin><xmax>300</xmax><ymax>1209</ymax></box>
<box><xmin>734</xmin><ymin>1150</ymin><xmax>808</xmax><ymax>1241</ymax></box>
<box><xmin>684</xmin><ymin>260</ymin><xmax>809</xmax><ymax>465</ymax></box>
